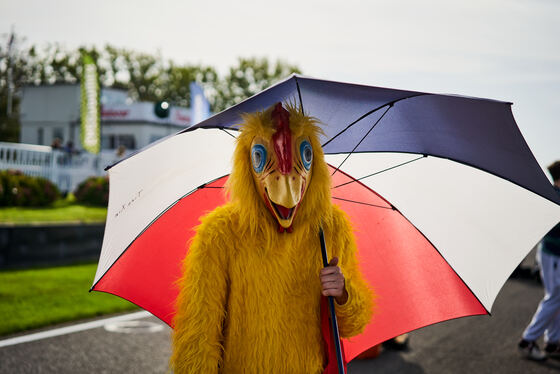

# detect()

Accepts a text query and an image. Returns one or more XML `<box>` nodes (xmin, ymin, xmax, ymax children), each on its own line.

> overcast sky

<box><xmin>2</xmin><ymin>0</ymin><xmax>559</xmax><ymax>172</ymax></box>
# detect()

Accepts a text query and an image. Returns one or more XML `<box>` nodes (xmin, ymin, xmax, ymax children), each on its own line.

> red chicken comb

<box><xmin>271</xmin><ymin>103</ymin><xmax>292</xmax><ymax>175</ymax></box>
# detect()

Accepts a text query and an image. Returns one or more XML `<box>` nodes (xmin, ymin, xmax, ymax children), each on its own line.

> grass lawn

<box><xmin>0</xmin><ymin>263</ymin><xmax>138</xmax><ymax>336</ymax></box>
<box><xmin>0</xmin><ymin>197</ymin><xmax>107</xmax><ymax>225</ymax></box>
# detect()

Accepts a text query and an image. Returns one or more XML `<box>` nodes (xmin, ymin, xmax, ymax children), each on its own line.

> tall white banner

<box><xmin>81</xmin><ymin>55</ymin><xmax>100</xmax><ymax>153</ymax></box>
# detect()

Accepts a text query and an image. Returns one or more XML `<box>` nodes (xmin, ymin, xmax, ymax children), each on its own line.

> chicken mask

<box><xmin>249</xmin><ymin>103</ymin><xmax>313</xmax><ymax>233</ymax></box>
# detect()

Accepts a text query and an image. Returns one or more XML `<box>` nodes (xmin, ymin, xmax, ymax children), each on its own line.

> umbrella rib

<box><xmin>331</xmin><ymin>196</ymin><xmax>395</xmax><ymax>209</ymax></box>
<box><xmin>332</xmin><ymin>155</ymin><xmax>426</xmax><ymax>189</ymax></box>
<box><xmin>294</xmin><ymin>75</ymin><xmax>305</xmax><ymax>114</ymax></box>
<box><xmin>90</xmin><ymin>174</ymin><xmax>230</xmax><ymax>292</ymax></box>
<box><xmin>220</xmin><ymin>128</ymin><xmax>238</xmax><ymax>138</ymax></box>
<box><xmin>321</xmin><ymin>92</ymin><xmax>427</xmax><ymax>149</ymax></box>
<box><xmin>330</xmin><ymin>105</ymin><xmax>392</xmax><ymax>177</ymax></box>
<box><xmin>393</xmin><ymin>209</ymin><xmax>492</xmax><ymax>316</ymax></box>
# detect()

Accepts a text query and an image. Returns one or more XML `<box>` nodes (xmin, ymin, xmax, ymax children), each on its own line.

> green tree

<box><xmin>213</xmin><ymin>57</ymin><xmax>301</xmax><ymax>112</ymax></box>
<box><xmin>163</xmin><ymin>64</ymin><xmax>219</xmax><ymax>108</ymax></box>
<box><xmin>0</xmin><ymin>33</ymin><xmax>302</xmax><ymax>142</ymax></box>
<box><xmin>78</xmin><ymin>46</ymin><xmax>220</xmax><ymax>108</ymax></box>
<box><xmin>0</xmin><ymin>31</ymin><xmax>28</xmax><ymax>142</ymax></box>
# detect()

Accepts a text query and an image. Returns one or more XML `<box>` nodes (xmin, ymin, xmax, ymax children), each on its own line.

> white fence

<box><xmin>0</xmin><ymin>142</ymin><xmax>125</xmax><ymax>192</ymax></box>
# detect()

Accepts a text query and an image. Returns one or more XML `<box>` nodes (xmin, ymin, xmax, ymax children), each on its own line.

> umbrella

<box><xmin>91</xmin><ymin>74</ymin><xmax>560</xmax><ymax>364</ymax></box>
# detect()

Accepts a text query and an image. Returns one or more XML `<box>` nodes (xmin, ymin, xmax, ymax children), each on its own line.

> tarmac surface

<box><xmin>1</xmin><ymin>263</ymin><xmax>558</xmax><ymax>373</ymax></box>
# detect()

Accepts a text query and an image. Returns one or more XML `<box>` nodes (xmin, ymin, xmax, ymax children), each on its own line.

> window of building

<box><xmin>38</xmin><ymin>128</ymin><xmax>44</xmax><ymax>145</ymax></box>
<box><xmin>101</xmin><ymin>134</ymin><xmax>137</xmax><ymax>150</ymax></box>
<box><xmin>53</xmin><ymin>128</ymin><xmax>64</xmax><ymax>142</ymax></box>
<box><xmin>117</xmin><ymin>135</ymin><xmax>136</xmax><ymax>150</ymax></box>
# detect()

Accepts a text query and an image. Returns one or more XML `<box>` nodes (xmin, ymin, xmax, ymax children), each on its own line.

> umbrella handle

<box><xmin>319</xmin><ymin>227</ymin><xmax>346</xmax><ymax>374</ymax></box>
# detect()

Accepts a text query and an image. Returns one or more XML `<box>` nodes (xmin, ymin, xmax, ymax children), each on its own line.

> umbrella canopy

<box><xmin>92</xmin><ymin>75</ymin><xmax>560</xmax><ymax>361</ymax></box>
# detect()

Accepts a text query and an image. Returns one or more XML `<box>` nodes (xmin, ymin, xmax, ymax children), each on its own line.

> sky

<box><xmin>1</xmin><ymin>0</ymin><xmax>559</xmax><ymax>173</ymax></box>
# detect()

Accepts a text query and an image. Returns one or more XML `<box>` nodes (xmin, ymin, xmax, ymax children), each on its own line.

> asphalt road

<box><xmin>1</xmin><ymin>270</ymin><xmax>557</xmax><ymax>373</ymax></box>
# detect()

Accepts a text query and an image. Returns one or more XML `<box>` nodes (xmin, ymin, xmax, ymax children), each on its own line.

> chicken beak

<box><xmin>264</xmin><ymin>171</ymin><xmax>305</xmax><ymax>228</ymax></box>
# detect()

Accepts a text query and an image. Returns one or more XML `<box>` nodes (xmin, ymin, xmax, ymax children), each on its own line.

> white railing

<box><xmin>0</xmin><ymin>142</ymin><xmax>127</xmax><ymax>193</ymax></box>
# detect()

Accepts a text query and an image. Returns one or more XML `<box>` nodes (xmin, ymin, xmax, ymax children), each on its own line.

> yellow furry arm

<box><xmin>171</xmin><ymin>208</ymin><xmax>231</xmax><ymax>374</ymax></box>
<box><xmin>329</xmin><ymin>207</ymin><xmax>374</xmax><ymax>338</ymax></box>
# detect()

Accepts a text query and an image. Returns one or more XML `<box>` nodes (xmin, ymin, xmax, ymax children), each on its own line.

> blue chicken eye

<box><xmin>251</xmin><ymin>144</ymin><xmax>267</xmax><ymax>173</ymax></box>
<box><xmin>300</xmin><ymin>141</ymin><xmax>313</xmax><ymax>170</ymax></box>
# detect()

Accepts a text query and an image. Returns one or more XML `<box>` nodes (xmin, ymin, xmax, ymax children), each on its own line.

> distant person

<box><xmin>64</xmin><ymin>140</ymin><xmax>76</xmax><ymax>154</ymax></box>
<box><xmin>116</xmin><ymin>144</ymin><xmax>127</xmax><ymax>158</ymax></box>
<box><xmin>518</xmin><ymin>160</ymin><xmax>560</xmax><ymax>360</ymax></box>
<box><xmin>51</xmin><ymin>137</ymin><xmax>62</xmax><ymax>150</ymax></box>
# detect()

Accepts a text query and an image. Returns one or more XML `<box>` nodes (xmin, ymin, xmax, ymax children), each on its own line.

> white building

<box><xmin>19</xmin><ymin>84</ymin><xmax>192</xmax><ymax>152</ymax></box>
<box><xmin>3</xmin><ymin>84</ymin><xmax>204</xmax><ymax>192</ymax></box>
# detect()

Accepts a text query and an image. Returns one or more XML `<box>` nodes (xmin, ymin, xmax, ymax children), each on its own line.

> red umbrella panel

<box><xmin>91</xmin><ymin>164</ymin><xmax>486</xmax><ymax>362</ymax></box>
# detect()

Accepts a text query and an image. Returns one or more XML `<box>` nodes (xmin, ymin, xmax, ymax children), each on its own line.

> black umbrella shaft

<box><xmin>319</xmin><ymin>227</ymin><xmax>345</xmax><ymax>374</ymax></box>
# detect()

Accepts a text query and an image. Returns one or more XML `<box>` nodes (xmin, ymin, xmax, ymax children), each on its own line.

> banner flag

<box><xmin>190</xmin><ymin>82</ymin><xmax>210</xmax><ymax>125</ymax></box>
<box><xmin>81</xmin><ymin>54</ymin><xmax>100</xmax><ymax>153</ymax></box>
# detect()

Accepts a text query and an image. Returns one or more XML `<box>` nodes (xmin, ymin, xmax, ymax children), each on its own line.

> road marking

<box><xmin>104</xmin><ymin>320</ymin><xmax>164</xmax><ymax>333</ymax></box>
<box><xmin>0</xmin><ymin>311</ymin><xmax>152</xmax><ymax>348</ymax></box>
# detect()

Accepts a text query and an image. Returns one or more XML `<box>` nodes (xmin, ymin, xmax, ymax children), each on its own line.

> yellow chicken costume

<box><xmin>171</xmin><ymin>103</ymin><xmax>373</xmax><ymax>373</ymax></box>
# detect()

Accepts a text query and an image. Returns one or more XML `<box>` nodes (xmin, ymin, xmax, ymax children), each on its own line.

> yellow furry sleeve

<box><xmin>170</xmin><ymin>207</ymin><xmax>231</xmax><ymax>374</ymax></box>
<box><xmin>329</xmin><ymin>206</ymin><xmax>374</xmax><ymax>338</ymax></box>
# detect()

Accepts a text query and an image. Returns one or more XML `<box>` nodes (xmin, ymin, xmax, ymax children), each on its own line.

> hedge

<box><xmin>0</xmin><ymin>170</ymin><xmax>61</xmax><ymax>207</ymax></box>
<box><xmin>74</xmin><ymin>176</ymin><xmax>109</xmax><ymax>206</ymax></box>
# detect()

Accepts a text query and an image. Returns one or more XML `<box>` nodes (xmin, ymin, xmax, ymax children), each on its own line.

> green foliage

<box><xmin>1</xmin><ymin>41</ymin><xmax>221</xmax><ymax>109</ymax></box>
<box><xmin>74</xmin><ymin>176</ymin><xmax>109</xmax><ymax>206</ymax></box>
<box><xmin>0</xmin><ymin>263</ymin><xmax>137</xmax><ymax>336</ymax></box>
<box><xmin>0</xmin><ymin>32</ymin><xmax>25</xmax><ymax>142</ymax></box>
<box><xmin>213</xmin><ymin>57</ymin><xmax>301</xmax><ymax>112</ymax></box>
<box><xmin>0</xmin><ymin>30</ymin><xmax>302</xmax><ymax>141</ymax></box>
<box><xmin>164</xmin><ymin>64</ymin><xmax>219</xmax><ymax>108</ymax></box>
<box><xmin>0</xmin><ymin>170</ymin><xmax>60</xmax><ymax>207</ymax></box>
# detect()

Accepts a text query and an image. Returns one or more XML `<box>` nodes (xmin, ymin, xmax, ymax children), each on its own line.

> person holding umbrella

<box><xmin>170</xmin><ymin>103</ymin><xmax>373</xmax><ymax>373</ymax></box>
<box><xmin>91</xmin><ymin>75</ymin><xmax>560</xmax><ymax>370</ymax></box>
<box><xmin>519</xmin><ymin>160</ymin><xmax>560</xmax><ymax>360</ymax></box>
